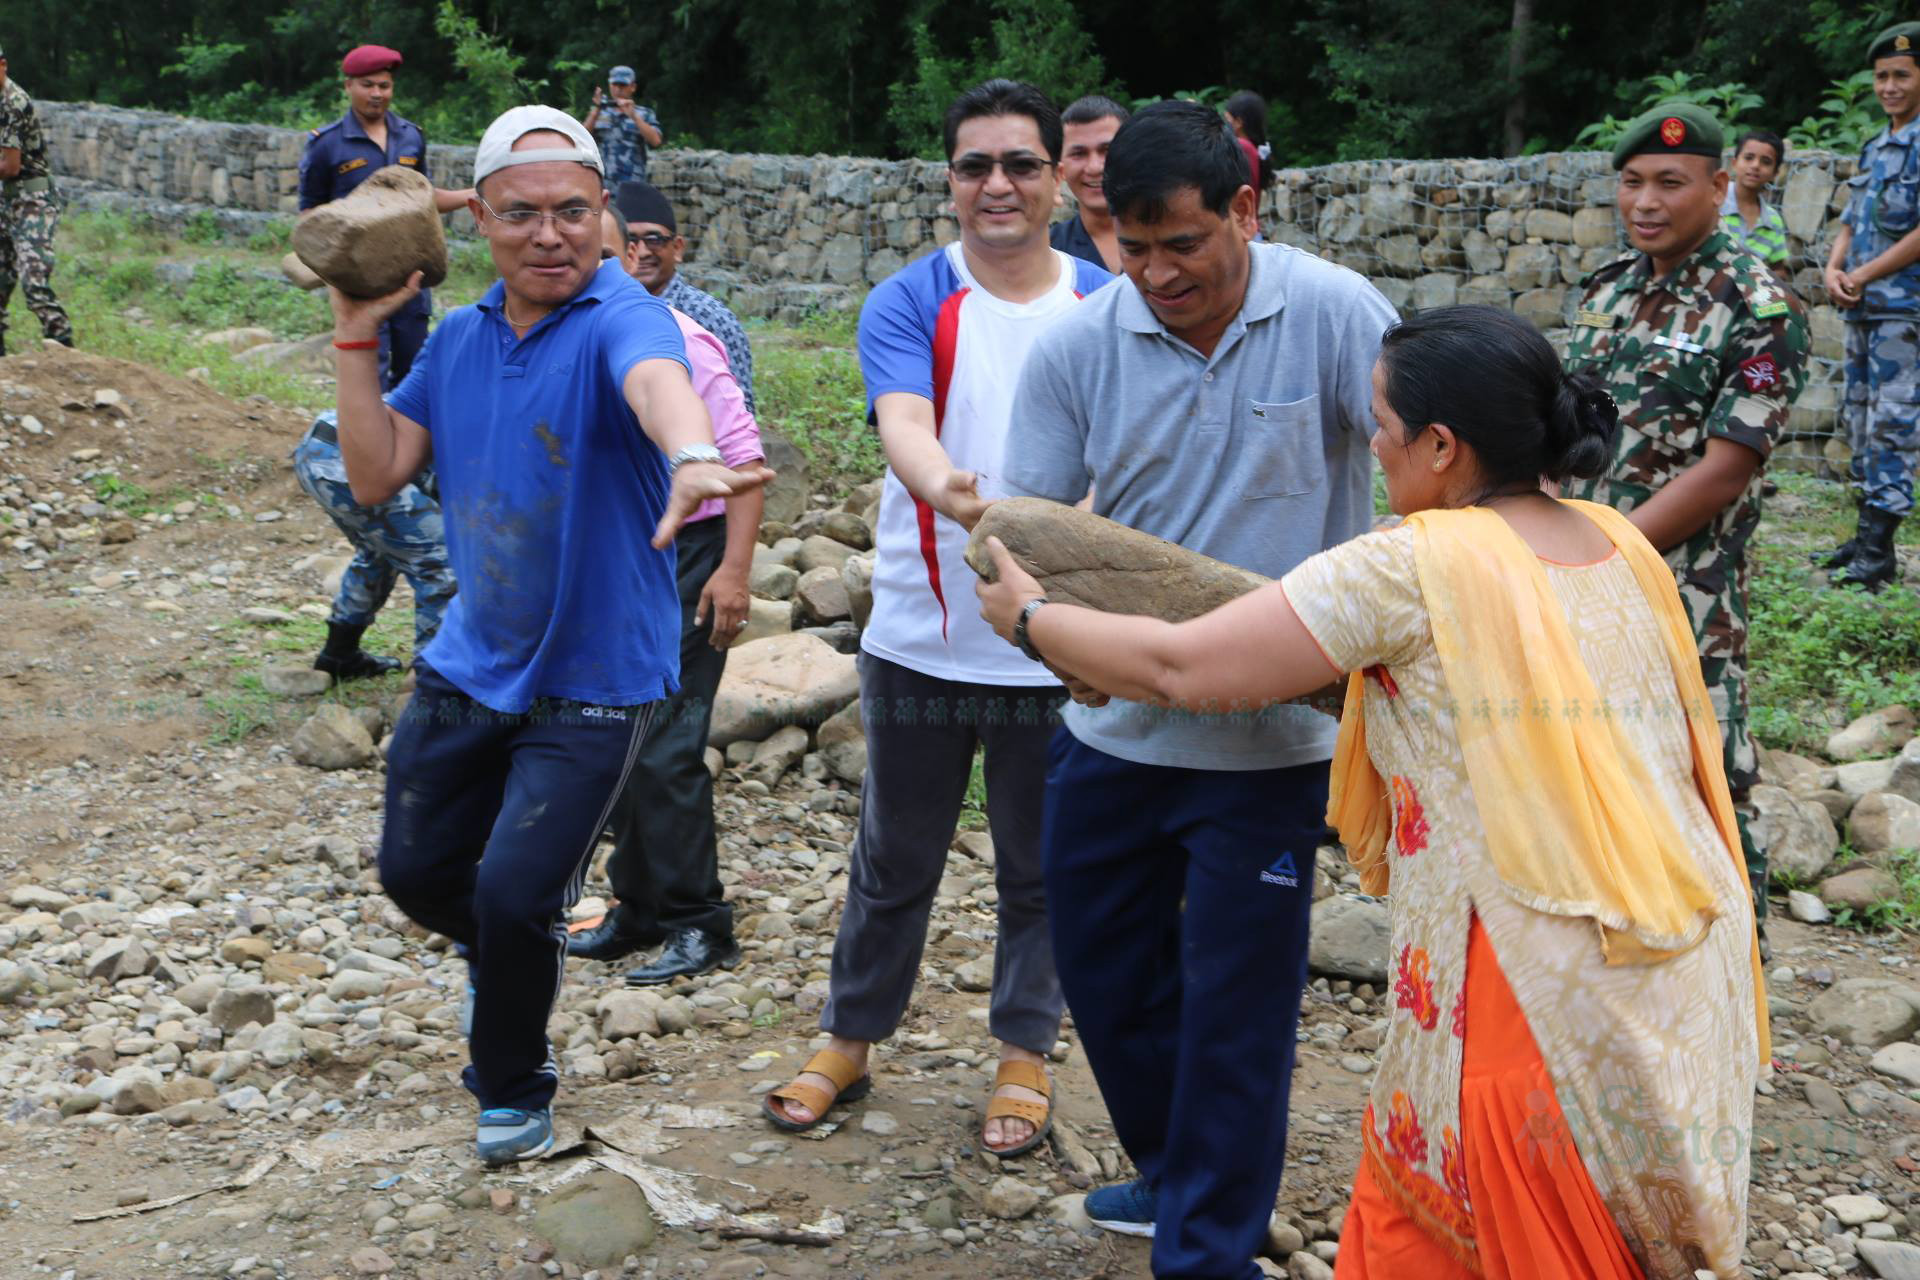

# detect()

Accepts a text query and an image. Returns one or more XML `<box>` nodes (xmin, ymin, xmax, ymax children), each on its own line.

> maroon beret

<box><xmin>341</xmin><ymin>45</ymin><xmax>403</xmax><ymax>78</ymax></box>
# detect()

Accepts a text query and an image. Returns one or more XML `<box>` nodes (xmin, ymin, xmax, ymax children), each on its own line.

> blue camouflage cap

<box><xmin>608</xmin><ymin>65</ymin><xmax>636</xmax><ymax>84</ymax></box>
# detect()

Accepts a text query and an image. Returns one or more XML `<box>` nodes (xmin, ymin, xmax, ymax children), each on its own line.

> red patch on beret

<box><xmin>1739</xmin><ymin>354</ymin><xmax>1780</xmax><ymax>393</ymax></box>
<box><xmin>342</xmin><ymin>45</ymin><xmax>403</xmax><ymax>78</ymax></box>
<box><xmin>1659</xmin><ymin>117</ymin><xmax>1687</xmax><ymax>147</ymax></box>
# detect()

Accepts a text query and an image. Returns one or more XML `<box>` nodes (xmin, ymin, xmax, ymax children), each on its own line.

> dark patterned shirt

<box><xmin>592</xmin><ymin>103</ymin><xmax>660</xmax><ymax>188</ymax></box>
<box><xmin>659</xmin><ymin>273</ymin><xmax>755</xmax><ymax>415</ymax></box>
<box><xmin>0</xmin><ymin>79</ymin><xmax>52</xmax><ymax>182</ymax></box>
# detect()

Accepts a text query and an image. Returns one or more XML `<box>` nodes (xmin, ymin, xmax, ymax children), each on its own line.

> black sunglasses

<box><xmin>949</xmin><ymin>152</ymin><xmax>1053</xmax><ymax>181</ymax></box>
<box><xmin>626</xmin><ymin>231</ymin><xmax>674</xmax><ymax>249</ymax></box>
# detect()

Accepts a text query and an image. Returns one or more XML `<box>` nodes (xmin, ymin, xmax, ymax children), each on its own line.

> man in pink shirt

<box><xmin>568</xmin><ymin>211</ymin><xmax>763</xmax><ymax>983</ymax></box>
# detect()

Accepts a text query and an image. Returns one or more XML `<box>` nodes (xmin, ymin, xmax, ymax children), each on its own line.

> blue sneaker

<box><xmin>476</xmin><ymin>1108</ymin><xmax>554</xmax><ymax>1164</ymax></box>
<box><xmin>1084</xmin><ymin>1179</ymin><xmax>1156</xmax><ymax>1237</ymax></box>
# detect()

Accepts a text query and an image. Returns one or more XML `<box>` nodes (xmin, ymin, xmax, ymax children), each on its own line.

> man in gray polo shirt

<box><xmin>1000</xmin><ymin>101</ymin><xmax>1396</xmax><ymax>1277</ymax></box>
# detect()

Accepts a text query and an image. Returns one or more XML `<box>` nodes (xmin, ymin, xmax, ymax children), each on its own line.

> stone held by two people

<box><xmin>963</xmin><ymin>497</ymin><xmax>1270</xmax><ymax>622</ymax></box>
<box><xmin>290</xmin><ymin>166</ymin><xmax>449</xmax><ymax>299</ymax></box>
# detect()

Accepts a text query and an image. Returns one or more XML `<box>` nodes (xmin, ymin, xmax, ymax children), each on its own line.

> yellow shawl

<box><xmin>1326</xmin><ymin>501</ymin><xmax>1769</xmax><ymax>1063</ymax></box>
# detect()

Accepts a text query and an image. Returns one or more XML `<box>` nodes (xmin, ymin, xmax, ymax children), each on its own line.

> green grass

<box><xmin>1748</xmin><ymin>548</ymin><xmax>1920</xmax><ymax>755</ymax></box>
<box><xmin>959</xmin><ymin>749</ymin><xmax>987</xmax><ymax>831</ymax></box>
<box><xmin>756</xmin><ymin>338</ymin><xmax>880</xmax><ymax>498</ymax></box>
<box><xmin>204</xmin><ymin>612</ymin><xmax>414</xmax><ymax>744</ymax></box>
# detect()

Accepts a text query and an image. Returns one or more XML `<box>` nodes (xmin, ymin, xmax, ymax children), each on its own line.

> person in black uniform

<box><xmin>299</xmin><ymin>44</ymin><xmax>473</xmax><ymax>389</ymax></box>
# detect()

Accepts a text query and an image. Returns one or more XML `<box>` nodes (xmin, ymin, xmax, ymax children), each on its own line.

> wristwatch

<box><xmin>1014</xmin><ymin>596</ymin><xmax>1049</xmax><ymax>662</ymax></box>
<box><xmin>668</xmin><ymin>444</ymin><xmax>724</xmax><ymax>472</ymax></box>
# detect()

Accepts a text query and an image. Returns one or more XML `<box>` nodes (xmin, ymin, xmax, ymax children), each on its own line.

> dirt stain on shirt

<box><xmin>532</xmin><ymin>420</ymin><xmax>568</xmax><ymax>468</ymax></box>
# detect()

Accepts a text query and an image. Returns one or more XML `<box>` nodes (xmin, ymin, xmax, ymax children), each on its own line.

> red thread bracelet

<box><xmin>333</xmin><ymin>339</ymin><xmax>379</xmax><ymax>351</ymax></box>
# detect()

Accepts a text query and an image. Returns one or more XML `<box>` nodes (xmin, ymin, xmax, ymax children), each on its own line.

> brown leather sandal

<box><xmin>761</xmin><ymin>1048</ymin><xmax>873</xmax><ymax>1133</ymax></box>
<box><xmin>982</xmin><ymin>1058</ymin><xmax>1053</xmax><ymax>1159</ymax></box>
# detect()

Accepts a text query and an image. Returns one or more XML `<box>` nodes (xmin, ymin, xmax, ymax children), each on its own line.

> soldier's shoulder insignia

<box><xmin>397</xmin><ymin>155</ymin><xmax>420</xmax><ymax>166</ymax></box>
<box><xmin>1574</xmin><ymin>307</ymin><xmax>1619</xmax><ymax>329</ymax></box>
<box><xmin>1752</xmin><ymin>299</ymin><xmax>1790</xmax><ymax>319</ymax></box>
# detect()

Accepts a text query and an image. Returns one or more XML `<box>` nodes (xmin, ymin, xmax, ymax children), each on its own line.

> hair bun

<box><xmin>1544</xmin><ymin>370</ymin><xmax>1619</xmax><ymax>482</ymax></box>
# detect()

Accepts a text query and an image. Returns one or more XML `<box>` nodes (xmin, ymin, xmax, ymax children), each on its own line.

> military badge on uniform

<box><xmin>1660</xmin><ymin>117</ymin><xmax>1687</xmax><ymax>146</ymax></box>
<box><xmin>1652</xmin><ymin>334</ymin><xmax>1707</xmax><ymax>355</ymax></box>
<box><xmin>1738</xmin><ymin>354</ymin><xmax>1781</xmax><ymax>392</ymax></box>
<box><xmin>1899</xmin><ymin>33</ymin><xmax>1913</xmax><ymax>51</ymax></box>
<box><xmin>1575</xmin><ymin>308</ymin><xmax>1618</xmax><ymax>328</ymax></box>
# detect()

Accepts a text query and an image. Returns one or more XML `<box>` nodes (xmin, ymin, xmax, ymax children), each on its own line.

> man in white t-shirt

<box><xmin>760</xmin><ymin>80</ymin><xmax>1111</xmax><ymax>1158</ymax></box>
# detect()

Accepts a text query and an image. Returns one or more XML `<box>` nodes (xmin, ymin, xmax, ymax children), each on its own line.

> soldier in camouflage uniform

<box><xmin>1818</xmin><ymin>21</ymin><xmax>1920</xmax><ymax>590</ymax></box>
<box><xmin>292</xmin><ymin>412</ymin><xmax>456</xmax><ymax>681</ymax></box>
<box><xmin>0</xmin><ymin>47</ymin><xmax>73</xmax><ymax>353</ymax></box>
<box><xmin>1567</xmin><ymin>103</ymin><xmax>1810</xmax><ymax>940</ymax></box>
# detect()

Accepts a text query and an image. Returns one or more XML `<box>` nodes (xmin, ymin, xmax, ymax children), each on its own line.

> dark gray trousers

<box><xmin>603</xmin><ymin>516</ymin><xmax>732</xmax><ymax>940</ymax></box>
<box><xmin>821</xmin><ymin>652</ymin><xmax>1065</xmax><ymax>1052</ymax></box>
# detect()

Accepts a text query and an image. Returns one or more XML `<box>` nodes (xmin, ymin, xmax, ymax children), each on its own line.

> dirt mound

<box><xmin>1</xmin><ymin>345</ymin><xmax>320</xmax><ymax>769</ymax></box>
<box><xmin>0</xmin><ymin>344</ymin><xmax>308</xmax><ymax>488</ymax></box>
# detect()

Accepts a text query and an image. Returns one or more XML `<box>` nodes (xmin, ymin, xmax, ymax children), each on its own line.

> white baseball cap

<box><xmin>473</xmin><ymin>106</ymin><xmax>602</xmax><ymax>187</ymax></box>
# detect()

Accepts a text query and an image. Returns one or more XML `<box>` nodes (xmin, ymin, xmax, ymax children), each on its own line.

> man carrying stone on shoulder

<box><xmin>760</xmin><ymin>79</ymin><xmax>1112</xmax><ymax>1159</ymax></box>
<box><xmin>997</xmin><ymin>100</ymin><xmax>1397</xmax><ymax>1275</ymax></box>
<box><xmin>329</xmin><ymin>106</ymin><xmax>769</xmax><ymax>1165</ymax></box>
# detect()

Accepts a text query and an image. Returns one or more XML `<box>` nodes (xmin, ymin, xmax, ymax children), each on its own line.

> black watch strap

<box><xmin>1014</xmin><ymin>597</ymin><xmax>1049</xmax><ymax>662</ymax></box>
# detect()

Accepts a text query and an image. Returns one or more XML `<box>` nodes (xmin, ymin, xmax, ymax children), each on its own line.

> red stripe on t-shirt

<box><xmin>915</xmin><ymin>287</ymin><xmax>969</xmax><ymax>643</ymax></box>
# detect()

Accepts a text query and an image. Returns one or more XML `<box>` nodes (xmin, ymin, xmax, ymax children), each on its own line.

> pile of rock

<box><xmin>1757</xmin><ymin>705</ymin><xmax>1920</xmax><ymax>922</ymax></box>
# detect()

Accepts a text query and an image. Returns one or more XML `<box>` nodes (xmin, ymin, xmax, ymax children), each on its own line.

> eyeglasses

<box><xmin>626</xmin><ymin>231</ymin><xmax>674</xmax><ymax>250</ymax></box>
<box><xmin>476</xmin><ymin>194</ymin><xmax>600</xmax><ymax>235</ymax></box>
<box><xmin>949</xmin><ymin>152</ymin><xmax>1053</xmax><ymax>181</ymax></box>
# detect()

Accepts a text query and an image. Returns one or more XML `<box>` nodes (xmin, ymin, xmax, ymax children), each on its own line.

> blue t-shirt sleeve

<box><xmin>601</xmin><ymin>291</ymin><xmax>693</xmax><ymax>389</ymax></box>
<box><xmin>297</xmin><ymin>135</ymin><xmax>331</xmax><ymax>212</ymax></box>
<box><xmin>384</xmin><ymin>327</ymin><xmax>436</xmax><ymax>428</ymax></box>
<box><xmin>1002</xmin><ymin>328</ymin><xmax>1092</xmax><ymax>504</ymax></box>
<box><xmin>857</xmin><ymin>273</ymin><xmax>933</xmax><ymax>421</ymax></box>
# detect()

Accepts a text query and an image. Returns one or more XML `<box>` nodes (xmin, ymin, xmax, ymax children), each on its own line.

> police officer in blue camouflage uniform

<box><xmin>294</xmin><ymin>44</ymin><xmax>468</xmax><ymax>678</ymax></box>
<box><xmin>293</xmin><ymin>410</ymin><xmax>455</xmax><ymax>680</ymax></box>
<box><xmin>1819</xmin><ymin>21</ymin><xmax>1920</xmax><ymax>590</ymax></box>
<box><xmin>583</xmin><ymin>65</ymin><xmax>662</xmax><ymax>191</ymax></box>
<box><xmin>299</xmin><ymin>45</ymin><xmax>473</xmax><ymax>390</ymax></box>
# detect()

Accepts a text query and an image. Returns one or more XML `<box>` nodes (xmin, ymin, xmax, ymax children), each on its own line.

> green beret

<box><xmin>1869</xmin><ymin>22</ymin><xmax>1920</xmax><ymax>64</ymax></box>
<box><xmin>1610</xmin><ymin>102</ymin><xmax>1724</xmax><ymax>170</ymax></box>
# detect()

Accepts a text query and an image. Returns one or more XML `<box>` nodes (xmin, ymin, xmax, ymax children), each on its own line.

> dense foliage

<box><xmin>0</xmin><ymin>0</ymin><xmax>1905</xmax><ymax>160</ymax></box>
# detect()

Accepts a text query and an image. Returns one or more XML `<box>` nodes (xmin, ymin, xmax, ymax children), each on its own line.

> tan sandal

<box><xmin>761</xmin><ymin>1049</ymin><xmax>873</xmax><ymax>1133</ymax></box>
<box><xmin>982</xmin><ymin>1058</ymin><xmax>1053</xmax><ymax>1159</ymax></box>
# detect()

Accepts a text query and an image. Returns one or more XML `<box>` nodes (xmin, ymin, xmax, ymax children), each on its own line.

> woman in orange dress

<box><xmin>976</xmin><ymin>305</ymin><xmax>1768</xmax><ymax>1280</ymax></box>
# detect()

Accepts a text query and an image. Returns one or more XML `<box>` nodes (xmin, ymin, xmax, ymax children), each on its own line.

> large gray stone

<box><xmin>748</xmin><ymin>561</ymin><xmax>798</xmax><ymax>600</ymax></box>
<box><xmin>532</xmin><ymin>1170</ymin><xmax>655</xmax><ymax>1266</ymax></box>
<box><xmin>1827</xmin><ymin>705</ymin><xmax>1915</xmax><ymax>762</ymax></box>
<box><xmin>747</xmin><ymin>724</ymin><xmax>810</xmax><ymax>786</ymax></box>
<box><xmin>1836</xmin><ymin>757</ymin><xmax>1898</xmax><ymax>798</ymax></box>
<box><xmin>796</xmin><ymin>534</ymin><xmax>856</xmax><ymax>574</ymax></box>
<box><xmin>1820</xmin><ymin>865</ymin><xmax>1902</xmax><ymax>914</ymax></box>
<box><xmin>291</xmin><ymin>703</ymin><xmax>376</xmax><ymax>770</ymax></box>
<box><xmin>1870</xmin><ymin>1042</ymin><xmax>1920</xmax><ymax>1091</ymax></box>
<box><xmin>207</xmin><ymin>987</ymin><xmax>277</xmax><ymax>1035</ymax></box>
<box><xmin>1807</xmin><ymin>978</ymin><xmax>1920</xmax><ymax>1048</ymax></box>
<box><xmin>291</xmin><ymin>166</ymin><xmax>448</xmax><ymax>297</ymax></box>
<box><xmin>1887</xmin><ymin>736</ymin><xmax>1920</xmax><ymax>804</ymax></box>
<box><xmin>840</xmin><ymin>553</ymin><xmax>874</xmax><ymax>630</ymax></box>
<box><xmin>1781</xmin><ymin>166</ymin><xmax>1836</xmax><ymax>241</ymax></box>
<box><xmin>734</xmin><ymin>596</ymin><xmax>793</xmax><ymax>646</ymax></box>
<box><xmin>1308</xmin><ymin>895</ymin><xmax>1390</xmax><ymax>985</ymax></box>
<box><xmin>708</xmin><ymin>632</ymin><xmax>858</xmax><ymax>748</ymax></box>
<box><xmin>793</xmin><ymin>565</ymin><xmax>850</xmax><ymax>625</ymax></box>
<box><xmin>1850</xmin><ymin>791</ymin><xmax>1920</xmax><ymax>855</ymax></box>
<box><xmin>816</xmin><ymin>700</ymin><xmax>867</xmax><ymax>785</ymax></box>
<box><xmin>757</xmin><ymin>426</ymin><xmax>810</xmax><ymax>527</ymax></box>
<box><xmin>1747</xmin><ymin>784</ymin><xmax>1839</xmax><ymax>883</ymax></box>
<box><xmin>966</xmin><ymin>499</ymin><xmax>1267</xmax><ymax>623</ymax></box>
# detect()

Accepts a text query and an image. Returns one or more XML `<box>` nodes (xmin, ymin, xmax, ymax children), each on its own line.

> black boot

<box><xmin>1812</xmin><ymin>494</ymin><xmax>1866</xmax><ymax>569</ymax></box>
<box><xmin>1831</xmin><ymin>507</ymin><xmax>1903</xmax><ymax>591</ymax></box>
<box><xmin>312</xmin><ymin>621</ymin><xmax>403</xmax><ymax>681</ymax></box>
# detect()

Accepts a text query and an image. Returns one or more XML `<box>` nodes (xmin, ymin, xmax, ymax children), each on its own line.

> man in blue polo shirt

<box><xmin>329</xmin><ymin>105</ymin><xmax>770</xmax><ymax>1164</ymax></box>
<box><xmin>300</xmin><ymin>44</ymin><xmax>474</xmax><ymax>390</ymax></box>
